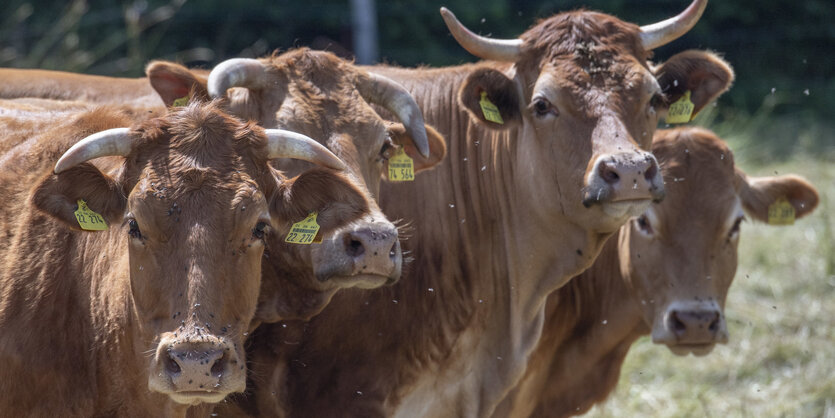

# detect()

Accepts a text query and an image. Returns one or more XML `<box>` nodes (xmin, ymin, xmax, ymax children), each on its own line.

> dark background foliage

<box><xmin>1</xmin><ymin>0</ymin><xmax>833</xmax><ymax>121</ymax></box>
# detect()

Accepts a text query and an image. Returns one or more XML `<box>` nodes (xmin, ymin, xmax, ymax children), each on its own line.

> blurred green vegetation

<box><xmin>1</xmin><ymin>0</ymin><xmax>833</xmax><ymax>155</ymax></box>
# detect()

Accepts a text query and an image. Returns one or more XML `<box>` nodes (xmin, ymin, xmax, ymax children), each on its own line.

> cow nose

<box><xmin>342</xmin><ymin>222</ymin><xmax>401</xmax><ymax>275</ymax></box>
<box><xmin>149</xmin><ymin>335</ymin><xmax>246</xmax><ymax>403</ymax></box>
<box><xmin>583</xmin><ymin>151</ymin><xmax>665</xmax><ymax>207</ymax></box>
<box><xmin>666</xmin><ymin>308</ymin><xmax>724</xmax><ymax>344</ymax></box>
<box><xmin>164</xmin><ymin>341</ymin><xmax>235</xmax><ymax>391</ymax></box>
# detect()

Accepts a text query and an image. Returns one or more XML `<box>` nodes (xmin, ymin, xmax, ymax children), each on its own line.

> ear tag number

<box><xmin>172</xmin><ymin>95</ymin><xmax>189</xmax><ymax>107</ymax></box>
<box><xmin>665</xmin><ymin>90</ymin><xmax>695</xmax><ymax>124</ymax></box>
<box><xmin>479</xmin><ymin>91</ymin><xmax>504</xmax><ymax>125</ymax></box>
<box><xmin>388</xmin><ymin>147</ymin><xmax>415</xmax><ymax>182</ymax></box>
<box><xmin>767</xmin><ymin>197</ymin><xmax>795</xmax><ymax>225</ymax></box>
<box><xmin>74</xmin><ymin>199</ymin><xmax>108</xmax><ymax>231</ymax></box>
<box><xmin>285</xmin><ymin>212</ymin><xmax>321</xmax><ymax>244</ymax></box>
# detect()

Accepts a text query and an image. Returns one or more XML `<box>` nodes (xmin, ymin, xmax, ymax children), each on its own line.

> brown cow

<box><xmin>233</xmin><ymin>1</ymin><xmax>737</xmax><ymax>417</ymax></box>
<box><xmin>0</xmin><ymin>67</ymin><xmax>167</xmax><ymax>107</ymax></box>
<box><xmin>0</xmin><ymin>49</ymin><xmax>447</xmax><ymax>322</ymax></box>
<box><xmin>149</xmin><ymin>48</ymin><xmax>447</xmax><ymax>323</ymax></box>
<box><xmin>494</xmin><ymin>127</ymin><xmax>819</xmax><ymax>418</ymax></box>
<box><xmin>0</xmin><ymin>101</ymin><xmax>373</xmax><ymax>416</ymax></box>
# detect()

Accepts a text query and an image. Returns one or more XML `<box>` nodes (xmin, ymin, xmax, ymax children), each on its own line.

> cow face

<box><xmin>148</xmin><ymin>49</ymin><xmax>447</xmax><ymax>322</ymax></box>
<box><xmin>446</xmin><ymin>1</ymin><xmax>733</xmax><ymax>234</ymax></box>
<box><xmin>620</xmin><ymin>128</ymin><xmax>818</xmax><ymax>356</ymax></box>
<box><xmin>31</xmin><ymin>103</ymin><xmax>370</xmax><ymax>405</ymax></box>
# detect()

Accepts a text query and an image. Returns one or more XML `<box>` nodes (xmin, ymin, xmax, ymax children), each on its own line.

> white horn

<box><xmin>356</xmin><ymin>73</ymin><xmax>430</xmax><ymax>158</ymax></box>
<box><xmin>265</xmin><ymin>129</ymin><xmax>346</xmax><ymax>171</ymax></box>
<box><xmin>54</xmin><ymin>128</ymin><xmax>134</xmax><ymax>174</ymax></box>
<box><xmin>440</xmin><ymin>7</ymin><xmax>523</xmax><ymax>62</ymax></box>
<box><xmin>640</xmin><ymin>0</ymin><xmax>708</xmax><ymax>50</ymax></box>
<box><xmin>208</xmin><ymin>58</ymin><xmax>268</xmax><ymax>98</ymax></box>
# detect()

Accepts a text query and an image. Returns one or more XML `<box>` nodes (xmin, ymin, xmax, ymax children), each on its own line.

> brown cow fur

<box><xmin>0</xmin><ymin>101</ymin><xmax>371</xmax><ymax>417</ymax></box>
<box><xmin>236</xmin><ymin>9</ymin><xmax>735</xmax><ymax>418</ymax></box>
<box><xmin>495</xmin><ymin>127</ymin><xmax>819</xmax><ymax>418</ymax></box>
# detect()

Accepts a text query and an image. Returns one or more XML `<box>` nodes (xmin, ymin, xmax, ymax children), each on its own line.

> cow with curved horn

<box><xmin>232</xmin><ymin>1</ymin><xmax>737</xmax><ymax>417</ymax></box>
<box><xmin>158</xmin><ymin>48</ymin><xmax>447</xmax><ymax>324</ymax></box>
<box><xmin>0</xmin><ymin>101</ymin><xmax>375</xmax><ymax>416</ymax></box>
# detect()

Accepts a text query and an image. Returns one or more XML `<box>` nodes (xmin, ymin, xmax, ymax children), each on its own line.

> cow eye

<box><xmin>635</xmin><ymin>214</ymin><xmax>653</xmax><ymax>236</ymax></box>
<box><xmin>532</xmin><ymin>98</ymin><xmax>557</xmax><ymax>118</ymax></box>
<box><xmin>379</xmin><ymin>138</ymin><xmax>396</xmax><ymax>161</ymax></box>
<box><xmin>728</xmin><ymin>216</ymin><xmax>745</xmax><ymax>240</ymax></box>
<box><xmin>649</xmin><ymin>93</ymin><xmax>667</xmax><ymax>111</ymax></box>
<box><xmin>128</xmin><ymin>219</ymin><xmax>142</xmax><ymax>239</ymax></box>
<box><xmin>252</xmin><ymin>221</ymin><xmax>269</xmax><ymax>240</ymax></box>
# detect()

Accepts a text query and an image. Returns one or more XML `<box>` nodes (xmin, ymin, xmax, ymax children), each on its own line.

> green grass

<box><xmin>584</xmin><ymin>122</ymin><xmax>835</xmax><ymax>418</ymax></box>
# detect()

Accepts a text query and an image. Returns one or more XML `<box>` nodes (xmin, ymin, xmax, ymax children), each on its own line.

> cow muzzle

<box><xmin>652</xmin><ymin>300</ymin><xmax>728</xmax><ymax>356</ymax></box>
<box><xmin>148</xmin><ymin>333</ymin><xmax>245</xmax><ymax>405</ymax></box>
<box><xmin>583</xmin><ymin>151</ymin><xmax>665</xmax><ymax>219</ymax></box>
<box><xmin>311</xmin><ymin>219</ymin><xmax>402</xmax><ymax>288</ymax></box>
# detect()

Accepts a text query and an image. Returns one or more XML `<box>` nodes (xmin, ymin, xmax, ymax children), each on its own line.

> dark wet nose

<box><xmin>584</xmin><ymin>152</ymin><xmax>665</xmax><ymax>207</ymax></box>
<box><xmin>163</xmin><ymin>341</ymin><xmax>236</xmax><ymax>391</ymax></box>
<box><xmin>667</xmin><ymin>308</ymin><xmax>724</xmax><ymax>344</ymax></box>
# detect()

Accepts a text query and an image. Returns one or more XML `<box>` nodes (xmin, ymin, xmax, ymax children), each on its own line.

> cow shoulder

<box><xmin>458</xmin><ymin>66</ymin><xmax>522</xmax><ymax>130</ymax></box>
<box><xmin>654</xmin><ymin>50</ymin><xmax>734</xmax><ymax>117</ymax></box>
<box><xmin>146</xmin><ymin>61</ymin><xmax>210</xmax><ymax>106</ymax></box>
<box><xmin>735</xmin><ymin>169</ymin><xmax>819</xmax><ymax>222</ymax></box>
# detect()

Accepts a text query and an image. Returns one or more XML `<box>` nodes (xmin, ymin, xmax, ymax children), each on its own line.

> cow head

<box><xmin>444</xmin><ymin>0</ymin><xmax>733</xmax><ymax>233</ymax></box>
<box><xmin>620</xmin><ymin>128</ymin><xmax>818</xmax><ymax>355</ymax></box>
<box><xmin>148</xmin><ymin>49</ymin><xmax>446</xmax><ymax>322</ymax></box>
<box><xmin>30</xmin><ymin>103</ymin><xmax>370</xmax><ymax>405</ymax></box>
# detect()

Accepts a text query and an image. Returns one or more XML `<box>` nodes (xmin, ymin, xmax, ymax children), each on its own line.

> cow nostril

<box><xmin>345</xmin><ymin>237</ymin><xmax>365</xmax><ymax>258</ymax></box>
<box><xmin>644</xmin><ymin>161</ymin><xmax>658</xmax><ymax>181</ymax></box>
<box><xmin>670</xmin><ymin>312</ymin><xmax>686</xmax><ymax>334</ymax></box>
<box><xmin>708</xmin><ymin>314</ymin><xmax>720</xmax><ymax>333</ymax></box>
<box><xmin>210</xmin><ymin>353</ymin><xmax>226</xmax><ymax>377</ymax></box>
<box><xmin>164</xmin><ymin>353</ymin><xmax>181</xmax><ymax>375</ymax></box>
<box><xmin>599</xmin><ymin>161</ymin><xmax>620</xmax><ymax>184</ymax></box>
<box><xmin>389</xmin><ymin>243</ymin><xmax>398</xmax><ymax>259</ymax></box>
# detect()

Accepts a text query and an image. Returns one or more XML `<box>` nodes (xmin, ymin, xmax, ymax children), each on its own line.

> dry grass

<box><xmin>584</xmin><ymin>131</ymin><xmax>835</xmax><ymax>417</ymax></box>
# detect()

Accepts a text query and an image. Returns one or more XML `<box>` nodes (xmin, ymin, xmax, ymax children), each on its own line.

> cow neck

<box><xmin>370</xmin><ymin>63</ymin><xmax>615</xmax><ymax>414</ymax></box>
<box><xmin>502</xmin><ymin>231</ymin><xmax>647</xmax><ymax>417</ymax></box>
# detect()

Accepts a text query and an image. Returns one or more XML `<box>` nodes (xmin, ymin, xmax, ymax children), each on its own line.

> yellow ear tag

<box><xmin>74</xmin><ymin>199</ymin><xmax>108</xmax><ymax>231</ymax></box>
<box><xmin>665</xmin><ymin>90</ymin><xmax>695</xmax><ymax>124</ymax></box>
<box><xmin>767</xmin><ymin>197</ymin><xmax>795</xmax><ymax>225</ymax></box>
<box><xmin>388</xmin><ymin>147</ymin><xmax>415</xmax><ymax>182</ymax></box>
<box><xmin>285</xmin><ymin>212</ymin><xmax>321</xmax><ymax>244</ymax></box>
<box><xmin>172</xmin><ymin>95</ymin><xmax>189</xmax><ymax>107</ymax></box>
<box><xmin>479</xmin><ymin>91</ymin><xmax>504</xmax><ymax>125</ymax></box>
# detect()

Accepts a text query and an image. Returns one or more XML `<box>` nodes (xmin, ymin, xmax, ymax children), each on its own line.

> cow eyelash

<box><xmin>530</xmin><ymin>98</ymin><xmax>558</xmax><ymax>118</ymax></box>
<box><xmin>127</xmin><ymin>219</ymin><xmax>142</xmax><ymax>239</ymax></box>
<box><xmin>649</xmin><ymin>93</ymin><xmax>668</xmax><ymax>109</ymax></box>
<box><xmin>379</xmin><ymin>138</ymin><xmax>396</xmax><ymax>161</ymax></box>
<box><xmin>252</xmin><ymin>221</ymin><xmax>269</xmax><ymax>240</ymax></box>
<box><xmin>728</xmin><ymin>216</ymin><xmax>745</xmax><ymax>239</ymax></box>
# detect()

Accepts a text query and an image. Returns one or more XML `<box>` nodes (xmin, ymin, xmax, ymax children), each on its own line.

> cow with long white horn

<box><xmin>234</xmin><ymin>1</ymin><xmax>738</xmax><ymax>417</ymax></box>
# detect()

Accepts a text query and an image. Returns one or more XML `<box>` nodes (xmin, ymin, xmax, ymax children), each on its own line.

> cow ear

<box><xmin>385</xmin><ymin>122</ymin><xmax>447</xmax><ymax>175</ymax></box>
<box><xmin>146</xmin><ymin>61</ymin><xmax>210</xmax><ymax>107</ymax></box>
<box><xmin>654</xmin><ymin>50</ymin><xmax>734</xmax><ymax>117</ymax></box>
<box><xmin>30</xmin><ymin>164</ymin><xmax>126</xmax><ymax>230</ymax></box>
<box><xmin>458</xmin><ymin>67</ymin><xmax>522</xmax><ymax>130</ymax></box>
<box><xmin>271</xmin><ymin>167</ymin><xmax>370</xmax><ymax>233</ymax></box>
<box><xmin>736</xmin><ymin>169</ymin><xmax>819</xmax><ymax>223</ymax></box>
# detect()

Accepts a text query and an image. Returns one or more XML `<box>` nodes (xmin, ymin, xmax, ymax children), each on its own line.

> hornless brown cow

<box><xmin>0</xmin><ymin>67</ymin><xmax>168</xmax><ymax>107</ymax></box>
<box><xmin>235</xmin><ymin>1</ymin><xmax>737</xmax><ymax>417</ymax></box>
<box><xmin>0</xmin><ymin>101</ymin><xmax>373</xmax><ymax>417</ymax></box>
<box><xmin>493</xmin><ymin>127</ymin><xmax>819</xmax><ymax>418</ymax></box>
